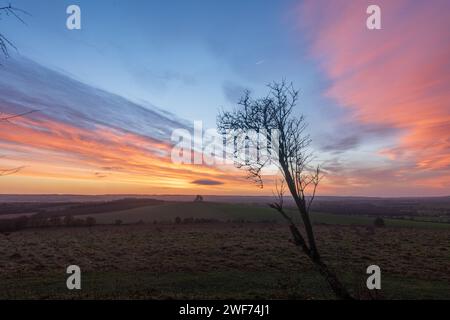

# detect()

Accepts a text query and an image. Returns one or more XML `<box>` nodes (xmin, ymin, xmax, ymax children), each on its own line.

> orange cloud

<box><xmin>0</xmin><ymin>112</ymin><xmax>258</xmax><ymax>194</ymax></box>
<box><xmin>0</xmin><ymin>57</ymin><xmax>268</xmax><ymax>195</ymax></box>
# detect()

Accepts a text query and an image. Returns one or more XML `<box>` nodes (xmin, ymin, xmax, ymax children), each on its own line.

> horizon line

<box><xmin>0</xmin><ymin>193</ymin><xmax>448</xmax><ymax>199</ymax></box>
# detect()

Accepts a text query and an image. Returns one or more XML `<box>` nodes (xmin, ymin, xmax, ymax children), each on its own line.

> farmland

<box><xmin>72</xmin><ymin>202</ymin><xmax>450</xmax><ymax>229</ymax></box>
<box><xmin>0</xmin><ymin>197</ymin><xmax>449</xmax><ymax>299</ymax></box>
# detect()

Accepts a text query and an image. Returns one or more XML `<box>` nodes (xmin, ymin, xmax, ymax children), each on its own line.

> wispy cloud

<box><xmin>129</xmin><ymin>65</ymin><xmax>197</xmax><ymax>92</ymax></box>
<box><xmin>296</xmin><ymin>0</ymin><xmax>450</xmax><ymax>194</ymax></box>
<box><xmin>0</xmin><ymin>57</ymin><xmax>250</xmax><ymax>194</ymax></box>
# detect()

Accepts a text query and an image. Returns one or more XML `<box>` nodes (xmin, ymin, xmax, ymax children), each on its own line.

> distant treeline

<box><xmin>0</xmin><ymin>198</ymin><xmax>165</xmax><ymax>217</ymax></box>
<box><xmin>0</xmin><ymin>202</ymin><xmax>75</xmax><ymax>215</ymax></box>
<box><xmin>310</xmin><ymin>199</ymin><xmax>450</xmax><ymax>217</ymax></box>
<box><xmin>172</xmin><ymin>217</ymin><xmax>276</xmax><ymax>224</ymax></box>
<box><xmin>0</xmin><ymin>214</ymin><xmax>280</xmax><ymax>233</ymax></box>
<box><xmin>0</xmin><ymin>215</ymin><xmax>97</xmax><ymax>233</ymax></box>
<box><xmin>2</xmin><ymin>197</ymin><xmax>449</xmax><ymax>218</ymax></box>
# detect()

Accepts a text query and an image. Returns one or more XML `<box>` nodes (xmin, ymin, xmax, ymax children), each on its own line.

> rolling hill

<box><xmin>74</xmin><ymin>201</ymin><xmax>450</xmax><ymax>229</ymax></box>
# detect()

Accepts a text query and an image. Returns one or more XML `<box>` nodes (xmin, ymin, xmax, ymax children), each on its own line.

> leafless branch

<box><xmin>0</xmin><ymin>109</ymin><xmax>39</xmax><ymax>122</ymax></box>
<box><xmin>217</xmin><ymin>80</ymin><xmax>353</xmax><ymax>299</ymax></box>
<box><xmin>0</xmin><ymin>165</ymin><xmax>24</xmax><ymax>176</ymax></box>
<box><xmin>0</xmin><ymin>4</ymin><xmax>30</xmax><ymax>61</ymax></box>
<box><xmin>0</xmin><ymin>106</ymin><xmax>37</xmax><ymax>177</ymax></box>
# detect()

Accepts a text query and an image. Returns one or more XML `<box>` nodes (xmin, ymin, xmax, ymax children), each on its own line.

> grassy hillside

<box><xmin>75</xmin><ymin>202</ymin><xmax>271</xmax><ymax>223</ymax></box>
<box><xmin>75</xmin><ymin>202</ymin><xmax>450</xmax><ymax>229</ymax></box>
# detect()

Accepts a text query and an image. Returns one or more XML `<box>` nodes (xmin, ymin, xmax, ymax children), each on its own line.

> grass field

<box><xmin>75</xmin><ymin>202</ymin><xmax>450</xmax><ymax>229</ymax></box>
<box><xmin>1</xmin><ymin>219</ymin><xmax>449</xmax><ymax>299</ymax></box>
<box><xmin>1</xmin><ymin>201</ymin><xmax>449</xmax><ymax>299</ymax></box>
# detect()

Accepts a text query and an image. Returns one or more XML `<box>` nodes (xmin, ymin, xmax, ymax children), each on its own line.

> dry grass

<box><xmin>0</xmin><ymin>223</ymin><xmax>449</xmax><ymax>299</ymax></box>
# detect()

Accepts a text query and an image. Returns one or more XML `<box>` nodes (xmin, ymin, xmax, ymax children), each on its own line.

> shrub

<box><xmin>63</xmin><ymin>215</ymin><xmax>75</xmax><ymax>226</ymax></box>
<box><xmin>85</xmin><ymin>217</ymin><xmax>96</xmax><ymax>226</ymax></box>
<box><xmin>194</xmin><ymin>195</ymin><xmax>204</xmax><ymax>202</ymax></box>
<box><xmin>0</xmin><ymin>216</ymin><xmax>30</xmax><ymax>232</ymax></box>
<box><xmin>115</xmin><ymin>219</ymin><xmax>123</xmax><ymax>225</ymax></box>
<box><xmin>183</xmin><ymin>217</ymin><xmax>194</xmax><ymax>224</ymax></box>
<box><xmin>0</xmin><ymin>219</ymin><xmax>16</xmax><ymax>232</ymax></box>
<box><xmin>49</xmin><ymin>216</ymin><xmax>62</xmax><ymax>227</ymax></box>
<box><xmin>14</xmin><ymin>216</ymin><xmax>29</xmax><ymax>229</ymax></box>
<box><xmin>374</xmin><ymin>217</ymin><xmax>386</xmax><ymax>228</ymax></box>
<box><xmin>174</xmin><ymin>216</ymin><xmax>181</xmax><ymax>224</ymax></box>
<box><xmin>73</xmin><ymin>218</ymin><xmax>86</xmax><ymax>227</ymax></box>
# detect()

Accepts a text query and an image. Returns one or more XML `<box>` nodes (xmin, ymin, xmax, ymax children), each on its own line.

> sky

<box><xmin>0</xmin><ymin>0</ymin><xmax>449</xmax><ymax>196</ymax></box>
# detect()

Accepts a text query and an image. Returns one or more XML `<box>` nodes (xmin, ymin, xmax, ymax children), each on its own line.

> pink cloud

<box><xmin>296</xmin><ymin>0</ymin><xmax>450</xmax><ymax>193</ymax></box>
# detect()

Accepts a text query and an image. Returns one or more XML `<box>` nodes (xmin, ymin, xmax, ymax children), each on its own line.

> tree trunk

<box><xmin>288</xmin><ymin>224</ymin><xmax>353</xmax><ymax>300</ymax></box>
<box><xmin>277</xmin><ymin>155</ymin><xmax>353</xmax><ymax>299</ymax></box>
<box><xmin>311</xmin><ymin>255</ymin><xmax>353</xmax><ymax>300</ymax></box>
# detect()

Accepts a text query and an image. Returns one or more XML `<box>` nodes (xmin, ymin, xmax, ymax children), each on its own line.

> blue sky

<box><xmin>3</xmin><ymin>0</ymin><xmax>334</xmax><ymax>128</ymax></box>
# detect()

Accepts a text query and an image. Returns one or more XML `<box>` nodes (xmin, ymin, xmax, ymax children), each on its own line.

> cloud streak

<box><xmin>0</xmin><ymin>57</ymin><xmax>250</xmax><ymax>194</ymax></box>
<box><xmin>296</xmin><ymin>0</ymin><xmax>450</xmax><ymax>194</ymax></box>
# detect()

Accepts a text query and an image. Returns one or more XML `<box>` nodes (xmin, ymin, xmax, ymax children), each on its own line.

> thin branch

<box><xmin>0</xmin><ymin>106</ymin><xmax>37</xmax><ymax>176</ymax></box>
<box><xmin>0</xmin><ymin>4</ymin><xmax>30</xmax><ymax>60</ymax></box>
<box><xmin>306</xmin><ymin>166</ymin><xmax>323</xmax><ymax>213</ymax></box>
<box><xmin>217</xmin><ymin>80</ymin><xmax>353</xmax><ymax>299</ymax></box>
<box><xmin>0</xmin><ymin>109</ymin><xmax>39</xmax><ymax>122</ymax></box>
<box><xmin>0</xmin><ymin>165</ymin><xmax>24</xmax><ymax>176</ymax></box>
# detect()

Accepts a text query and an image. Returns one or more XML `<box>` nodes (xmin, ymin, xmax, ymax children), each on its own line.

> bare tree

<box><xmin>217</xmin><ymin>80</ymin><xmax>353</xmax><ymax>299</ymax></box>
<box><xmin>0</xmin><ymin>3</ymin><xmax>29</xmax><ymax>61</ymax></box>
<box><xmin>1</xmin><ymin>109</ymin><xmax>38</xmax><ymax>122</ymax></box>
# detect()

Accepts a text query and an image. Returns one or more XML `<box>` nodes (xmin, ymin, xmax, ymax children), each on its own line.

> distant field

<box><xmin>2</xmin><ymin>197</ymin><xmax>449</xmax><ymax>230</ymax></box>
<box><xmin>74</xmin><ymin>202</ymin><xmax>450</xmax><ymax>229</ymax></box>
<box><xmin>76</xmin><ymin>202</ymin><xmax>277</xmax><ymax>223</ymax></box>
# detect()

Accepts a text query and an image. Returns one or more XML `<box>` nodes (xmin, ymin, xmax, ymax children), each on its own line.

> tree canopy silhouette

<box><xmin>217</xmin><ymin>80</ymin><xmax>353</xmax><ymax>299</ymax></box>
